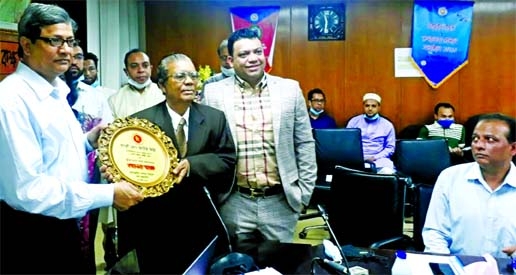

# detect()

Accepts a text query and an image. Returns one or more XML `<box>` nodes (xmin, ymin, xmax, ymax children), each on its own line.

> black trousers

<box><xmin>1</xmin><ymin>202</ymin><xmax>90</xmax><ymax>274</ymax></box>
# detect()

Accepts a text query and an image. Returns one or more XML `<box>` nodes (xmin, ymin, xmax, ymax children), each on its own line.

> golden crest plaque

<box><xmin>98</xmin><ymin>117</ymin><xmax>179</xmax><ymax>197</ymax></box>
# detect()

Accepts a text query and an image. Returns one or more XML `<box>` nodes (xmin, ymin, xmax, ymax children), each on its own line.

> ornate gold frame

<box><xmin>98</xmin><ymin>117</ymin><xmax>179</xmax><ymax>197</ymax></box>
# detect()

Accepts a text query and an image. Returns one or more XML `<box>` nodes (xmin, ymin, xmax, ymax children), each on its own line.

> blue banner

<box><xmin>411</xmin><ymin>1</ymin><xmax>474</xmax><ymax>88</ymax></box>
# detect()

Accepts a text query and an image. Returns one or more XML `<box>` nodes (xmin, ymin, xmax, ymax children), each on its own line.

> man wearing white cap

<box><xmin>346</xmin><ymin>92</ymin><xmax>396</xmax><ymax>171</ymax></box>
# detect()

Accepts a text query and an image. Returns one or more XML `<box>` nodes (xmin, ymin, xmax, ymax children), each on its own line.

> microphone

<box><xmin>317</xmin><ymin>204</ymin><xmax>351</xmax><ymax>274</ymax></box>
<box><xmin>317</xmin><ymin>258</ymin><xmax>348</xmax><ymax>274</ymax></box>
<box><xmin>203</xmin><ymin>186</ymin><xmax>257</xmax><ymax>275</ymax></box>
<box><xmin>203</xmin><ymin>186</ymin><xmax>233</xmax><ymax>253</ymax></box>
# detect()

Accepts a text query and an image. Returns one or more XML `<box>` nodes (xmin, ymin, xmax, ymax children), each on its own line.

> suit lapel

<box><xmin>186</xmin><ymin>103</ymin><xmax>205</xmax><ymax>156</ymax></box>
<box><xmin>222</xmin><ymin>78</ymin><xmax>238</xmax><ymax>145</ymax></box>
<box><xmin>154</xmin><ymin>102</ymin><xmax>175</xmax><ymax>138</ymax></box>
<box><xmin>267</xmin><ymin>75</ymin><xmax>282</xmax><ymax>145</ymax></box>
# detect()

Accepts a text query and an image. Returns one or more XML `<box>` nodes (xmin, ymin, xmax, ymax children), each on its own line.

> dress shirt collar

<box><xmin>166</xmin><ymin>104</ymin><xmax>190</xmax><ymax>130</ymax></box>
<box><xmin>17</xmin><ymin>62</ymin><xmax>70</xmax><ymax>100</ymax></box>
<box><xmin>234</xmin><ymin>74</ymin><xmax>267</xmax><ymax>91</ymax></box>
<box><xmin>466</xmin><ymin>161</ymin><xmax>516</xmax><ymax>191</ymax></box>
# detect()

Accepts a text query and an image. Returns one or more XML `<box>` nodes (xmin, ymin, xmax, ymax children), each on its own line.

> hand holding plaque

<box><xmin>97</xmin><ymin>117</ymin><xmax>179</xmax><ymax>197</ymax></box>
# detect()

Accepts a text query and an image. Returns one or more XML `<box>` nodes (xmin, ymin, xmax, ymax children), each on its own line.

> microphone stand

<box><xmin>317</xmin><ymin>204</ymin><xmax>351</xmax><ymax>274</ymax></box>
<box><xmin>203</xmin><ymin>186</ymin><xmax>233</xmax><ymax>253</ymax></box>
<box><xmin>203</xmin><ymin>186</ymin><xmax>258</xmax><ymax>275</ymax></box>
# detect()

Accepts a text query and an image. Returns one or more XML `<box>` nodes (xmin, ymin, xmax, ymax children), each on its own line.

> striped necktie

<box><xmin>176</xmin><ymin>117</ymin><xmax>187</xmax><ymax>157</ymax></box>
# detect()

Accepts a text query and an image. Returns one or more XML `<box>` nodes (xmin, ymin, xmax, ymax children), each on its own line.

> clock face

<box><xmin>314</xmin><ymin>10</ymin><xmax>340</xmax><ymax>35</ymax></box>
<box><xmin>308</xmin><ymin>4</ymin><xmax>345</xmax><ymax>41</ymax></box>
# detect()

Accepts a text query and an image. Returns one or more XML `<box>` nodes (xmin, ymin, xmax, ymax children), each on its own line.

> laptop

<box><xmin>183</xmin><ymin>235</ymin><xmax>219</xmax><ymax>275</ymax></box>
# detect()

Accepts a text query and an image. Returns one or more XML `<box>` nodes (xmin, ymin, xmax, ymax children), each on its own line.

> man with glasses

<box><xmin>108</xmin><ymin>48</ymin><xmax>165</xmax><ymax>118</ymax></box>
<box><xmin>307</xmin><ymin>88</ymin><xmax>337</xmax><ymax>129</ymax></box>
<box><xmin>204</xmin><ymin>39</ymin><xmax>235</xmax><ymax>85</ymax></box>
<box><xmin>62</xmin><ymin>44</ymin><xmax>114</xmax><ymax>273</ymax></box>
<box><xmin>65</xmin><ymin>45</ymin><xmax>113</xmax><ymax>127</ymax></box>
<box><xmin>199</xmin><ymin>39</ymin><xmax>234</xmax><ymax>102</ymax></box>
<box><xmin>0</xmin><ymin>3</ymin><xmax>143</xmax><ymax>273</ymax></box>
<box><xmin>116</xmin><ymin>53</ymin><xmax>236</xmax><ymax>274</ymax></box>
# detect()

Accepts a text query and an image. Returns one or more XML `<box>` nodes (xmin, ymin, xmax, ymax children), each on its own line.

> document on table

<box><xmin>245</xmin><ymin>267</ymin><xmax>282</xmax><ymax>275</ymax></box>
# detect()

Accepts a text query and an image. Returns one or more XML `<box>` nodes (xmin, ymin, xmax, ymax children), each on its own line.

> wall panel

<box><xmin>145</xmin><ymin>0</ymin><xmax>516</xmax><ymax>133</ymax></box>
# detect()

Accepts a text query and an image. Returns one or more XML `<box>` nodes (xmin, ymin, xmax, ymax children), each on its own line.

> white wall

<box><xmin>86</xmin><ymin>0</ymin><xmax>145</xmax><ymax>91</ymax></box>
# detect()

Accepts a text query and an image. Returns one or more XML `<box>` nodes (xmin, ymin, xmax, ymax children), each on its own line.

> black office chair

<box><xmin>394</xmin><ymin>138</ymin><xmax>450</xmax><ymax>219</ymax></box>
<box><xmin>412</xmin><ymin>183</ymin><xmax>434</xmax><ymax>251</ymax></box>
<box><xmin>326</xmin><ymin>165</ymin><xmax>412</xmax><ymax>249</ymax></box>
<box><xmin>298</xmin><ymin>128</ymin><xmax>375</xmax><ymax>239</ymax></box>
<box><xmin>397</xmin><ymin>124</ymin><xmax>424</xmax><ymax>140</ymax></box>
<box><xmin>395</xmin><ymin>139</ymin><xmax>451</xmax><ymax>186</ymax></box>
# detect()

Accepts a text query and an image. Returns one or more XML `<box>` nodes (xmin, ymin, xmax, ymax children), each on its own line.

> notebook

<box><xmin>183</xmin><ymin>235</ymin><xmax>219</xmax><ymax>275</ymax></box>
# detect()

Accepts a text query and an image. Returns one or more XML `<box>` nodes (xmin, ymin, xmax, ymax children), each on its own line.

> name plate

<box><xmin>98</xmin><ymin>117</ymin><xmax>179</xmax><ymax>197</ymax></box>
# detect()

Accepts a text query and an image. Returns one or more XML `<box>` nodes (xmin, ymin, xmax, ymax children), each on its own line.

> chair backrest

<box><xmin>328</xmin><ymin>165</ymin><xmax>406</xmax><ymax>248</ymax></box>
<box><xmin>313</xmin><ymin>128</ymin><xmax>366</xmax><ymax>179</ymax></box>
<box><xmin>412</xmin><ymin>183</ymin><xmax>434</xmax><ymax>251</ymax></box>
<box><xmin>397</xmin><ymin>124</ymin><xmax>424</xmax><ymax>140</ymax></box>
<box><xmin>395</xmin><ymin>139</ymin><xmax>451</xmax><ymax>185</ymax></box>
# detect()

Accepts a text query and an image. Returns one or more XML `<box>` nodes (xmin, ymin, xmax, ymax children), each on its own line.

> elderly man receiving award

<box><xmin>102</xmin><ymin>53</ymin><xmax>236</xmax><ymax>274</ymax></box>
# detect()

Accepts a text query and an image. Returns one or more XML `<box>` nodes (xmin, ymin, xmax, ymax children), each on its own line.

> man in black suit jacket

<box><xmin>116</xmin><ymin>53</ymin><xmax>236</xmax><ymax>274</ymax></box>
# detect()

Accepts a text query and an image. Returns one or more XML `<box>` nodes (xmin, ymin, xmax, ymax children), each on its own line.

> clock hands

<box><xmin>323</xmin><ymin>13</ymin><xmax>329</xmax><ymax>34</ymax></box>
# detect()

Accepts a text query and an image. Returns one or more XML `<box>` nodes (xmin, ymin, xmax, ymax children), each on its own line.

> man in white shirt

<box><xmin>0</xmin><ymin>3</ymin><xmax>142</xmax><ymax>273</ymax></box>
<box><xmin>82</xmin><ymin>51</ymin><xmax>117</xmax><ymax>100</ymax></box>
<box><xmin>104</xmin><ymin>48</ymin><xmax>165</xmax><ymax>269</ymax></box>
<box><xmin>66</xmin><ymin>45</ymin><xmax>113</xmax><ymax>127</ymax></box>
<box><xmin>108</xmin><ymin>48</ymin><xmax>165</xmax><ymax>118</ymax></box>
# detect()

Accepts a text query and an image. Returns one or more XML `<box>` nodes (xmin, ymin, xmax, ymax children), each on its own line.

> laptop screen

<box><xmin>183</xmin><ymin>235</ymin><xmax>219</xmax><ymax>275</ymax></box>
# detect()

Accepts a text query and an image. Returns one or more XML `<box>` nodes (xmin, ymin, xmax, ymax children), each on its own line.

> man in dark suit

<box><xmin>116</xmin><ymin>53</ymin><xmax>236</xmax><ymax>274</ymax></box>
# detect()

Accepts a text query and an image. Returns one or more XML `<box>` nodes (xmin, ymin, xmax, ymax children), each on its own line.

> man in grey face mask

<box><xmin>199</xmin><ymin>39</ymin><xmax>234</xmax><ymax>102</ymax></box>
<box><xmin>108</xmin><ymin>48</ymin><xmax>165</xmax><ymax>118</ymax></box>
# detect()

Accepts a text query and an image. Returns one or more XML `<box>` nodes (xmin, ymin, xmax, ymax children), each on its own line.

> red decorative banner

<box><xmin>0</xmin><ymin>40</ymin><xmax>18</xmax><ymax>75</ymax></box>
<box><xmin>230</xmin><ymin>6</ymin><xmax>280</xmax><ymax>73</ymax></box>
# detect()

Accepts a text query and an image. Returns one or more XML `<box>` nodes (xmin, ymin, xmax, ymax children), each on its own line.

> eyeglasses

<box><xmin>168</xmin><ymin>71</ymin><xmax>200</xmax><ymax>82</ymax></box>
<box><xmin>311</xmin><ymin>99</ymin><xmax>326</xmax><ymax>103</ymax></box>
<box><xmin>219</xmin><ymin>55</ymin><xmax>229</xmax><ymax>61</ymax></box>
<box><xmin>36</xmin><ymin>37</ymin><xmax>79</xmax><ymax>47</ymax></box>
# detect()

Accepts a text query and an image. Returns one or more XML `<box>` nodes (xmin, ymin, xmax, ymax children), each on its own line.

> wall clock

<box><xmin>308</xmin><ymin>4</ymin><xmax>345</xmax><ymax>41</ymax></box>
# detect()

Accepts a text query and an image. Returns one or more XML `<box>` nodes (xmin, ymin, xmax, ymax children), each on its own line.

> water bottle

<box><xmin>391</xmin><ymin>250</ymin><xmax>411</xmax><ymax>275</ymax></box>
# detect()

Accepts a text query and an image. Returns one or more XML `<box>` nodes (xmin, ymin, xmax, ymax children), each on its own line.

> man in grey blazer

<box><xmin>116</xmin><ymin>53</ymin><xmax>236</xmax><ymax>274</ymax></box>
<box><xmin>204</xmin><ymin>28</ymin><xmax>317</xmax><ymax>248</ymax></box>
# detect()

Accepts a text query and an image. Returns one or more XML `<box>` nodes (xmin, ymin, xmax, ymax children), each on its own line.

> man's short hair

<box><xmin>434</xmin><ymin>102</ymin><xmax>455</xmax><ymax>115</ymax></box>
<box><xmin>156</xmin><ymin>53</ymin><xmax>192</xmax><ymax>85</ymax></box>
<box><xmin>227</xmin><ymin>28</ymin><xmax>260</xmax><ymax>57</ymax></box>
<box><xmin>476</xmin><ymin>113</ymin><xmax>516</xmax><ymax>143</ymax></box>
<box><xmin>17</xmin><ymin>3</ymin><xmax>77</xmax><ymax>58</ymax></box>
<box><xmin>84</xmin><ymin>52</ymin><xmax>99</xmax><ymax>69</ymax></box>
<box><xmin>307</xmin><ymin>88</ymin><xmax>325</xmax><ymax>101</ymax></box>
<box><xmin>217</xmin><ymin>39</ymin><xmax>228</xmax><ymax>57</ymax></box>
<box><xmin>123</xmin><ymin>48</ymin><xmax>147</xmax><ymax>68</ymax></box>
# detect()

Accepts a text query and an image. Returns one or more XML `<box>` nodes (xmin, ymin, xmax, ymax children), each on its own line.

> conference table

<box><xmin>238</xmin><ymin>241</ymin><xmax>514</xmax><ymax>274</ymax></box>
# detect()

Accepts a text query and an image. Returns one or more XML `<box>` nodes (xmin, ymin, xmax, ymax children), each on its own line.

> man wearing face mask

<box><xmin>204</xmin><ymin>39</ymin><xmax>235</xmax><ymax>85</ymax></box>
<box><xmin>419</xmin><ymin>102</ymin><xmax>466</xmax><ymax>164</ymax></box>
<box><xmin>307</xmin><ymin>88</ymin><xmax>337</xmax><ymax>129</ymax></box>
<box><xmin>104</xmin><ymin>48</ymin><xmax>165</xmax><ymax>269</ymax></box>
<box><xmin>199</xmin><ymin>39</ymin><xmax>235</xmax><ymax>103</ymax></box>
<box><xmin>108</xmin><ymin>48</ymin><xmax>165</xmax><ymax>118</ymax></box>
<box><xmin>346</xmin><ymin>92</ymin><xmax>396</xmax><ymax>171</ymax></box>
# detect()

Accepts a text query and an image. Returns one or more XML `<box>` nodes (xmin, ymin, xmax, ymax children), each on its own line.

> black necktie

<box><xmin>176</xmin><ymin>117</ymin><xmax>187</xmax><ymax>157</ymax></box>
